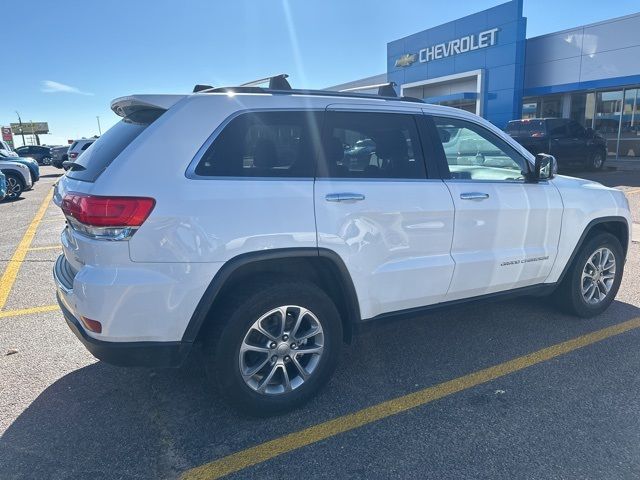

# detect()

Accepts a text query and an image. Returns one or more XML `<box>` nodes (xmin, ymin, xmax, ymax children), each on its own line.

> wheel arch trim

<box><xmin>556</xmin><ymin>215</ymin><xmax>630</xmax><ymax>284</ymax></box>
<box><xmin>181</xmin><ymin>248</ymin><xmax>361</xmax><ymax>343</ymax></box>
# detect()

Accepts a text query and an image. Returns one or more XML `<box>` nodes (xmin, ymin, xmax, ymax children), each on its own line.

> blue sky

<box><xmin>2</xmin><ymin>0</ymin><xmax>639</xmax><ymax>146</ymax></box>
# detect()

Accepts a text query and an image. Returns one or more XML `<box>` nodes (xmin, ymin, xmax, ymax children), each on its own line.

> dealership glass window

<box><xmin>522</xmin><ymin>97</ymin><xmax>539</xmax><ymax>119</ymax></box>
<box><xmin>594</xmin><ymin>90</ymin><xmax>623</xmax><ymax>157</ymax></box>
<box><xmin>540</xmin><ymin>95</ymin><xmax>562</xmax><ymax>118</ymax></box>
<box><xmin>569</xmin><ymin>92</ymin><xmax>596</xmax><ymax>128</ymax></box>
<box><xmin>619</xmin><ymin>89</ymin><xmax>639</xmax><ymax>159</ymax></box>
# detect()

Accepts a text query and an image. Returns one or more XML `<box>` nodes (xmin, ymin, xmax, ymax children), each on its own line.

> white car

<box><xmin>53</xmin><ymin>76</ymin><xmax>631</xmax><ymax>415</ymax></box>
<box><xmin>0</xmin><ymin>140</ymin><xmax>18</xmax><ymax>158</ymax></box>
<box><xmin>64</xmin><ymin>138</ymin><xmax>96</xmax><ymax>168</ymax></box>
<box><xmin>0</xmin><ymin>159</ymin><xmax>32</xmax><ymax>200</ymax></box>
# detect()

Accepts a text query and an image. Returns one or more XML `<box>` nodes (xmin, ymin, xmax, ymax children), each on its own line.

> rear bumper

<box><xmin>57</xmin><ymin>292</ymin><xmax>192</xmax><ymax>368</ymax></box>
<box><xmin>54</xmin><ymin>254</ymin><xmax>193</xmax><ymax>368</ymax></box>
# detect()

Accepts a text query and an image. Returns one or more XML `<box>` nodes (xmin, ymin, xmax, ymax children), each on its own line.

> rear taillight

<box><xmin>69</xmin><ymin>152</ymin><xmax>78</xmax><ymax>159</ymax></box>
<box><xmin>61</xmin><ymin>193</ymin><xmax>155</xmax><ymax>240</ymax></box>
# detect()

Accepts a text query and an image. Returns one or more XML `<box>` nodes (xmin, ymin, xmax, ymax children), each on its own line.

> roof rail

<box><xmin>240</xmin><ymin>74</ymin><xmax>292</xmax><ymax>90</ymax></box>
<box><xmin>339</xmin><ymin>81</ymin><xmax>398</xmax><ymax>98</ymax></box>
<box><xmin>192</xmin><ymin>73</ymin><xmax>426</xmax><ymax>104</ymax></box>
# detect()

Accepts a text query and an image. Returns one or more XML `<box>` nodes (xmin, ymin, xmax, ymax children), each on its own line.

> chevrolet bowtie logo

<box><xmin>395</xmin><ymin>53</ymin><xmax>417</xmax><ymax>68</ymax></box>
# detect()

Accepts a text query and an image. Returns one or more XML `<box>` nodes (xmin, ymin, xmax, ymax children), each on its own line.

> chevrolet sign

<box><xmin>395</xmin><ymin>27</ymin><xmax>499</xmax><ymax>68</ymax></box>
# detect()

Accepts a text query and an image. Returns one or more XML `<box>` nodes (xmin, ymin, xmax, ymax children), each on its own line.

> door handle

<box><xmin>325</xmin><ymin>193</ymin><xmax>365</xmax><ymax>202</ymax></box>
<box><xmin>460</xmin><ymin>192</ymin><xmax>489</xmax><ymax>200</ymax></box>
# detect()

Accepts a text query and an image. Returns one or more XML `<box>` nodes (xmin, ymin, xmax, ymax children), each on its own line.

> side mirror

<box><xmin>530</xmin><ymin>153</ymin><xmax>556</xmax><ymax>182</ymax></box>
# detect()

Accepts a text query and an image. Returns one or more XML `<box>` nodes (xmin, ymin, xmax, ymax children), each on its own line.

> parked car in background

<box><xmin>505</xmin><ymin>118</ymin><xmax>608</xmax><ymax>171</ymax></box>
<box><xmin>51</xmin><ymin>146</ymin><xmax>69</xmax><ymax>168</ymax></box>
<box><xmin>0</xmin><ymin>171</ymin><xmax>6</xmax><ymax>202</ymax></box>
<box><xmin>15</xmin><ymin>145</ymin><xmax>53</xmax><ymax>165</ymax></box>
<box><xmin>0</xmin><ymin>140</ymin><xmax>17</xmax><ymax>158</ymax></box>
<box><xmin>0</xmin><ymin>159</ymin><xmax>32</xmax><ymax>200</ymax></box>
<box><xmin>64</xmin><ymin>139</ymin><xmax>95</xmax><ymax>169</ymax></box>
<box><xmin>1</xmin><ymin>155</ymin><xmax>40</xmax><ymax>186</ymax></box>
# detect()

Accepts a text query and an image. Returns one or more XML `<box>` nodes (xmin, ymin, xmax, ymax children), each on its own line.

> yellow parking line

<box><xmin>0</xmin><ymin>304</ymin><xmax>59</xmax><ymax>319</ymax></box>
<box><xmin>181</xmin><ymin>317</ymin><xmax>640</xmax><ymax>480</ymax></box>
<box><xmin>28</xmin><ymin>245</ymin><xmax>61</xmax><ymax>252</ymax></box>
<box><xmin>0</xmin><ymin>189</ymin><xmax>54</xmax><ymax>311</ymax></box>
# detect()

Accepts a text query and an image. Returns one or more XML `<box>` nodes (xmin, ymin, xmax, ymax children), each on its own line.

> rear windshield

<box><xmin>68</xmin><ymin>142</ymin><xmax>77</xmax><ymax>151</ymax></box>
<box><xmin>66</xmin><ymin>109</ymin><xmax>162</xmax><ymax>182</ymax></box>
<box><xmin>506</xmin><ymin>120</ymin><xmax>545</xmax><ymax>136</ymax></box>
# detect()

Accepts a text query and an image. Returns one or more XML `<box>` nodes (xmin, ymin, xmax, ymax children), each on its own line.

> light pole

<box><xmin>96</xmin><ymin>116</ymin><xmax>102</xmax><ymax>135</ymax></box>
<box><xmin>15</xmin><ymin>111</ymin><xmax>25</xmax><ymax>146</ymax></box>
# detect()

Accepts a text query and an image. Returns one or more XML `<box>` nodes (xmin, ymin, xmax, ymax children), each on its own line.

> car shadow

<box><xmin>2</xmin><ymin>298</ymin><xmax>640</xmax><ymax>479</ymax></box>
<box><xmin>39</xmin><ymin>173</ymin><xmax>64</xmax><ymax>179</ymax></box>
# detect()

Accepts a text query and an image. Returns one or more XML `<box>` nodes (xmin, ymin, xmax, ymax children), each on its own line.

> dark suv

<box><xmin>14</xmin><ymin>145</ymin><xmax>53</xmax><ymax>165</ymax></box>
<box><xmin>506</xmin><ymin>118</ymin><xmax>607</xmax><ymax>170</ymax></box>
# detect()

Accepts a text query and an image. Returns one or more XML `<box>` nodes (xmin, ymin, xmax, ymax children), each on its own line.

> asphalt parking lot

<box><xmin>1</xmin><ymin>165</ymin><xmax>640</xmax><ymax>480</ymax></box>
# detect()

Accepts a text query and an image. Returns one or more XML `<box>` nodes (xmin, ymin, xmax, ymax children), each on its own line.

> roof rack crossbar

<box><xmin>240</xmin><ymin>74</ymin><xmax>292</xmax><ymax>90</ymax></box>
<box><xmin>339</xmin><ymin>81</ymin><xmax>398</xmax><ymax>98</ymax></box>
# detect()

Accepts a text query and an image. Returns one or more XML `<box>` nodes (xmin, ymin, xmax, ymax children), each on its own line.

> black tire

<box><xmin>3</xmin><ymin>172</ymin><xmax>24</xmax><ymax>201</ymax></box>
<box><xmin>553</xmin><ymin>232</ymin><xmax>624</xmax><ymax>317</ymax></box>
<box><xmin>204</xmin><ymin>280</ymin><xmax>343</xmax><ymax>416</ymax></box>
<box><xmin>588</xmin><ymin>149</ymin><xmax>605</xmax><ymax>171</ymax></box>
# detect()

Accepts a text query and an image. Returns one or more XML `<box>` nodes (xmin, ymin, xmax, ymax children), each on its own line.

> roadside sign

<box><xmin>1</xmin><ymin>126</ymin><xmax>14</xmax><ymax>148</ymax></box>
<box><xmin>9</xmin><ymin>122</ymin><xmax>49</xmax><ymax>135</ymax></box>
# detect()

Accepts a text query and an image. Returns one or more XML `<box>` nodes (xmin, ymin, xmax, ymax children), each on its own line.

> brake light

<box><xmin>61</xmin><ymin>193</ymin><xmax>155</xmax><ymax>240</ymax></box>
<box><xmin>69</xmin><ymin>152</ymin><xmax>78</xmax><ymax>159</ymax></box>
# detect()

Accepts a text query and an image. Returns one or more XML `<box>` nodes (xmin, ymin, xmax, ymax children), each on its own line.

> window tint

<box><xmin>433</xmin><ymin>116</ymin><xmax>527</xmax><ymax>181</ymax></box>
<box><xmin>67</xmin><ymin>118</ymin><xmax>154</xmax><ymax>182</ymax></box>
<box><xmin>505</xmin><ymin>120</ymin><xmax>545</xmax><ymax>136</ymax></box>
<box><xmin>195</xmin><ymin>111</ymin><xmax>320</xmax><ymax>178</ymax></box>
<box><xmin>81</xmin><ymin>142</ymin><xmax>93</xmax><ymax>151</ymax></box>
<box><xmin>567</xmin><ymin>121</ymin><xmax>585</xmax><ymax>138</ymax></box>
<box><xmin>318</xmin><ymin>111</ymin><xmax>426</xmax><ymax>179</ymax></box>
<box><xmin>547</xmin><ymin>119</ymin><xmax>567</xmax><ymax>137</ymax></box>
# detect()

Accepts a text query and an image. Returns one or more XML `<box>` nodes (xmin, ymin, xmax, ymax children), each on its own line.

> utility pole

<box><xmin>96</xmin><ymin>116</ymin><xmax>102</xmax><ymax>135</ymax></box>
<box><xmin>30</xmin><ymin>120</ymin><xmax>39</xmax><ymax>146</ymax></box>
<box><xmin>15</xmin><ymin>111</ymin><xmax>25</xmax><ymax>146</ymax></box>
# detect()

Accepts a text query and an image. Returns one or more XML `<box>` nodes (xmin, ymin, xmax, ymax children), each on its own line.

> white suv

<box><xmin>64</xmin><ymin>138</ymin><xmax>96</xmax><ymax>168</ymax></box>
<box><xmin>53</xmin><ymin>77</ymin><xmax>631</xmax><ymax>414</ymax></box>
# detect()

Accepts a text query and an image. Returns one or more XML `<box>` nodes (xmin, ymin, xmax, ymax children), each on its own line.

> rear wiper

<box><xmin>62</xmin><ymin>161</ymin><xmax>86</xmax><ymax>171</ymax></box>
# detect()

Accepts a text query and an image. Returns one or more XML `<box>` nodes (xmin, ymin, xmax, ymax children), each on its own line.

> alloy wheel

<box><xmin>6</xmin><ymin>177</ymin><xmax>21</xmax><ymax>199</ymax></box>
<box><xmin>581</xmin><ymin>247</ymin><xmax>616</xmax><ymax>304</ymax></box>
<box><xmin>592</xmin><ymin>153</ymin><xmax>603</xmax><ymax>169</ymax></box>
<box><xmin>239</xmin><ymin>305</ymin><xmax>324</xmax><ymax>395</ymax></box>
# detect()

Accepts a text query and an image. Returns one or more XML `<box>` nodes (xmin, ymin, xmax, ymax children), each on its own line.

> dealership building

<box><xmin>330</xmin><ymin>0</ymin><xmax>640</xmax><ymax>161</ymax></box>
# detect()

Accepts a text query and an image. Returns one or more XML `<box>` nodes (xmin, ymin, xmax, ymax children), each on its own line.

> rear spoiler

<box><xmin>111</xmin><ymin>95</ymin><xmax>186</xmax><ymax>118</ymax></box>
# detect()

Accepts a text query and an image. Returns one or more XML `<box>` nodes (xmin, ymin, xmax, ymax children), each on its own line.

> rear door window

<box><xmin>317</xmin><ymin>111</ymin><xmax>426</xmax><ymax>179</ymax></box>
<box><xmin>81</xmin><ymin>142</ymin><xmax>93</xmax><ymax>151</ymax></box>
<box><xmin>547</xmin><ymin>119</ymin><xmax>567</xmax><ymax>137</ymax></box>
<box><xmin>194</xmin><ymin>111</ymin><xmax>321</xmax><ymax>178</ymax></box>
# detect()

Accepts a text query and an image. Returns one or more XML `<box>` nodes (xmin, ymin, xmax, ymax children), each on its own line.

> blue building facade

<box><xmin>387</xmin><ymin>0</ymin><xmax>526</xmax><ymax>129</ymax></box>
<box><xmin>329</xmin><ymin>0</ymin><xmax>640</xmax><ymax>160</ymax></box>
